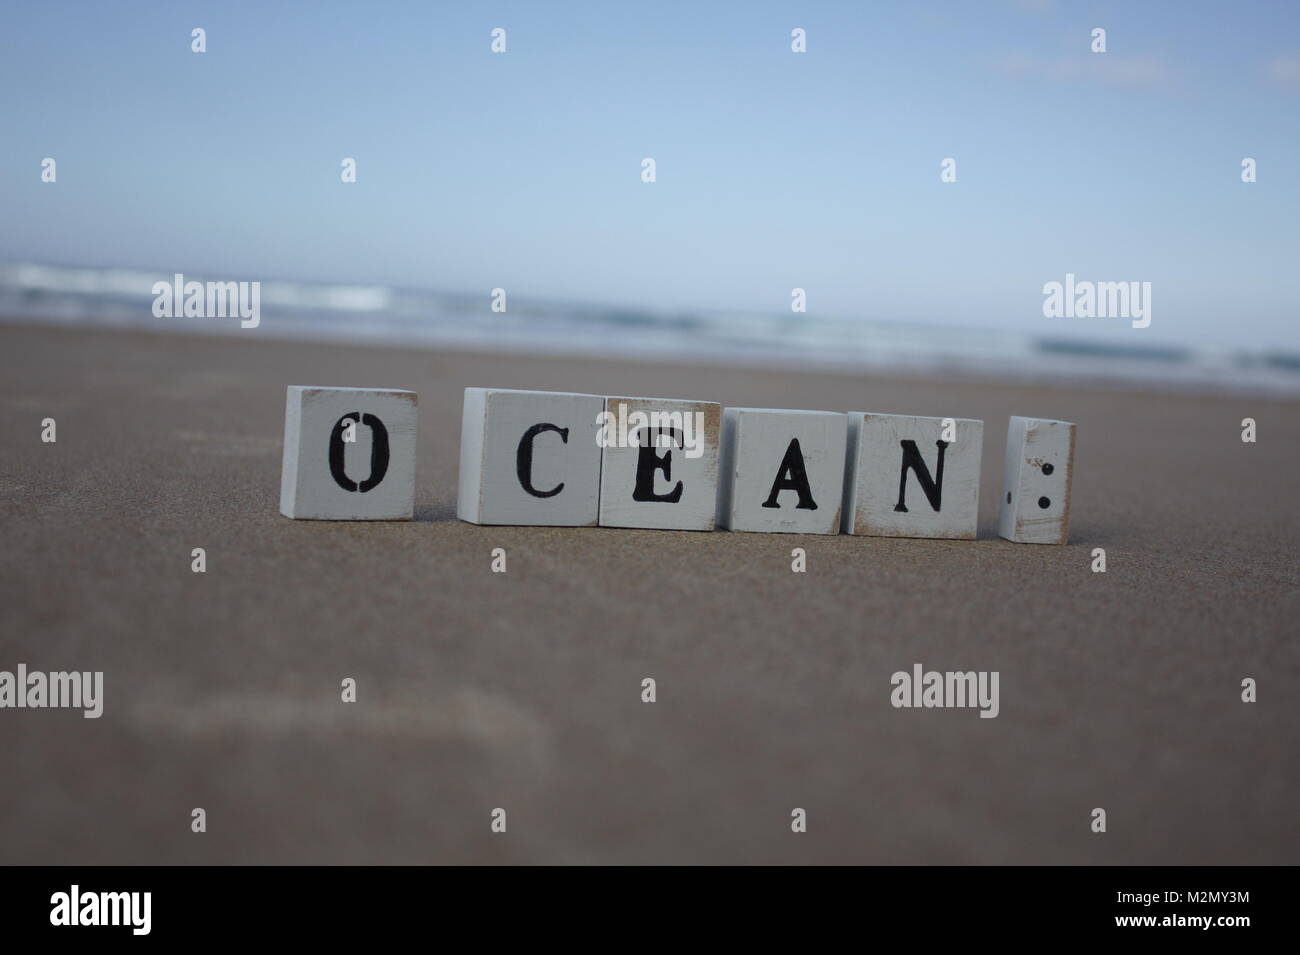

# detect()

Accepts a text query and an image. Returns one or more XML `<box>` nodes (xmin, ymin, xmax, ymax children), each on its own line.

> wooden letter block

<box><xmin>842</xmin><ymin>412</ymin><xmax>983</xmax><ymax>539</ymax></box>
<box><xmin>717</xmin><ymin>408</ymin><xmax>846</xmax><ymax>534</ymax></box>
<box><xmin>598</xmin><ymin>396</ymin><xmax>721</xmax><ymax>531</ymax></box>
<box><xmin>458</xmin><ymin>388</ymin><xmax>604</xmax><ymax>526</ymax></box>
<box><xmin>279</xmin><ymin>386</ymin><xmax>417</xmax><ymax>520</ymax></box>
<box><xmin>999</xmin><ymin>416</ymin><xmax>1076</xmax><ymax>545</ymax></box>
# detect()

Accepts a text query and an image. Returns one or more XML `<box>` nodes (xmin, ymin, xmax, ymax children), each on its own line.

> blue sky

<box><xmin>2</xmin><ymin>0</ymin><xmax>1297</xmax><ymax>348</ymax></box>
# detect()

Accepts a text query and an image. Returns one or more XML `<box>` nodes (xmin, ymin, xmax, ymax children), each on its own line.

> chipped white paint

<box><xmin>598</xmin><ymin>396</ymin><xmax>721</xmax><ymax>531</ymax></box>
<box><xmin>999</xmin><ymin>416</ymin><xmax>1076</xmax><ymax>544</ymax></box>
<box><xmin>279</xmin><ymin>386</ymin><xmax>416</xmax><ymax>520</ymax></box>
<box><xmin>717</xmin><ymin>408</ymin><xmax>846</xmax><ymax>534</ymax></box>
<box><xmin>457</xmin><ymin>388</ymin><xmax>604</xmax><ymax>526</ymax></box>
<box><xmin>842</xmin><ymin>412</ymin><xmax>983</xmax><ymax>539</ymax></box>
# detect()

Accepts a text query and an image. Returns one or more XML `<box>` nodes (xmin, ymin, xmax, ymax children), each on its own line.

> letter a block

<box><xmin>458</xmin><ymin>388</ymin><xmax>604</xmax><ymax>526</ymax></box>
<box><xmin>717</xmin><ymin>408</ymin><xmax>846</xmax><ymax>534</ymax></box>
<box><xmin>999</xmin><ymin>416</ymin><xmax>1076</xmax><ymax>544</ymax></box>
<box><xmin>598</xmin><ymin>397</ymin><xmax>721</xmax><ymax>531</ymax></box>
<box><xmin>280</xmin><ymin>386</ymin><xmax>417</xmax><ymax>520</ymax></box>
<box><xmin>842</xmin><ymin>412</ymin><xmax>982</xmax><ymax>539</ymax></box>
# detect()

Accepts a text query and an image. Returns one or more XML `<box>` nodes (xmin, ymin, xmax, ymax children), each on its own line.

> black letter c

<box><xmin>516</xmin><ymin>423</ymin><xmax>569</xmax><ymax>498</ymax></box>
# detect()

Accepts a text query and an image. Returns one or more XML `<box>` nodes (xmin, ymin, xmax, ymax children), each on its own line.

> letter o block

<box><xmin>717</xmin><ymin>408</ymin><xmax>846</xmax><ymax>534</ymax></box>
<box><xmin>842</xmin><ymin>412</ymin><xmax>983</xmax><ymax>539</ymax></box>
<box><xmin>457</xmin><ymin>389</ymin><xmax>604</xmax><ymax>526</ymax></box>
<box><xmin>279</xmin><ymin>386</ymin><xmax>417</xmax><ymax>520</ymax></box>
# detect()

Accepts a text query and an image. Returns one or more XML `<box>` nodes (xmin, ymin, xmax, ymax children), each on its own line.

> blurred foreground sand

<box><xmin>0</xmin><ymin>323</ymin><xmax>1296</xmax><ymax>864</ymax></box>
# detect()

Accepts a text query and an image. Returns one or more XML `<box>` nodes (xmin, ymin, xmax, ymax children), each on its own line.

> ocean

<box><xmin>2</xmin><ymin>261</ymin><xmax>1296</xmax><ymax>395</ymax></box>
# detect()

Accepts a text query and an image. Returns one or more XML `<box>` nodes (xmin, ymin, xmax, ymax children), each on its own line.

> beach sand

<box><xmin>1</xmin><ymin>322</ymin><xmax>1296</xmax><ymax>864</ymax></box>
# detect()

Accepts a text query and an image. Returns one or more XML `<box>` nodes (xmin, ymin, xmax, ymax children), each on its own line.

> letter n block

<box><xmin>280</xmin><ymin>386</ymin><xmax>417</xmax><ymax>520</ymax></box>
<box><xmin>842</xmin><ymin>412</ymin><xmax>983</xmax><ymax>539</ymax></box>
<box><xmin>717</xmin><ymin>408</ymin><xmax>846</xmax><ymax>534</ymax></box>
<box><xmin>999</xmin><ymin>416</ymin><xmax>1076</xmax><ymax>544</ymax></box>
<box><xmin>457</xmin><ymin>388</ymin><xmax>604</xmax><ymax>526</ymax></box>
<box><xmin>598</xmin><ymin>397</ymin><xmax>721</xmax><ymax>530</ymax></box>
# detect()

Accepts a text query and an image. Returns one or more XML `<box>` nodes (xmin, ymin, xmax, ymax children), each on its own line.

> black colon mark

<box><xmin>1037</xmin><ymin>460</ymin><xmax>1055</xmax><ymax>508</ymax></box>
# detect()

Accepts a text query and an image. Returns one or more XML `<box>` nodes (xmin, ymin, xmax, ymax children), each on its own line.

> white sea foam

<box><xmin>2</xmin><ymin>261</ymin><xmax>1297</xmax><ymax>395</ymax></box>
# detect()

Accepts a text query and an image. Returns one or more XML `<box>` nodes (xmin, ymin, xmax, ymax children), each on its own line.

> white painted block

<box><xmin>717</xmin><ymin>408</ymin><xmax>846</xmax><ymax>534</ymax></box>
<box><xmin>842</xmin><ymin>413</ymin><xmax>983</xmax><ymax>539</ymax></box>
<box><xmin>598</xmin><ymin>396</ymin><xmax>721</xmax><ymax>531</ymax></box>
<box><xmin>457</xmin><ymin>388</ymin><xmax>604</xmax><ymax>526</ymax></box>
<box><xmin>998</xmin><ymin>416</ymin><xmax>1076</xmax><ymax>545</ymax></box>
<box><xmin>279</xmin><ymin>386</ymin><xmax>417</xmax><ymax>520</ymax></box>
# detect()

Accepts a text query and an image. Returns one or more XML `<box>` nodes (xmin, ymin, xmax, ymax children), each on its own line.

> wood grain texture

<box><xmin>842</xmin><ymin>412</ymin><xmax>983</xmax><ymax>539</ymax></box>
<box><xmin>717</xmin><ymin>408</ymin><xmax>846</xmax><ymax>534</ymax></box>
<box><xmin>457</xmin><ymin>388</ymin><xmax>603</xmax><ymax>526</ymax></box>
<box><xmin>279</xmin><ymin>386</ymin><xmax>417</xmax><ymax>520</ymax></box>
<box><xmin>598</xmin><ymin>396</ymin><xmax>720</xmax><ymax>530</ymax></box>
<box><xmin>999</xmin><ymin>416</ymin><xmax>1077</xmax><ymax>544</ymax></box>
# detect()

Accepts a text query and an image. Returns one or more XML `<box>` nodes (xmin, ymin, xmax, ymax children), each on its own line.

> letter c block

<box><xmin>457</xmin><ymin>388</ymin><xmax>603</xmax><ymax>526</ymax></box>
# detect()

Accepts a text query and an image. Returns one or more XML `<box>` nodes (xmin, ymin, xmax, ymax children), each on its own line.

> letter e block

<box><xmin>598</xmin><ymin>397</ymin><xmax>721</xmax><ymax>530</ymax></box>
<box><xmin>717</xmin><ymin>408</ymin><xmax>846</xmax><ymax>534</ymax></box>
<box><xmin>279</xmin><ymin>386</ymin><xmax>417</xmax><ymax>520</ymax></box>
<box><xmin>999</xmin><ymin>416</ymin><xmax>1076</xmax><ymax>544</ymax></box>
<box><xmin>458</xmin><ymin>388</ymin><xmax>604</xmax><ymax>526</ymax></box>
<box><xmin>842</xmin><ymin>412</ymin><xmax>982</xmax><ymax>539</ymax></box>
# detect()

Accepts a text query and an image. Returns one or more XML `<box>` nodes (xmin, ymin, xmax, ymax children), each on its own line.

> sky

<box><xmin>2</xmin><ymin>0</ymin><xmax>1297</xmax><ymax>349</ymax></box>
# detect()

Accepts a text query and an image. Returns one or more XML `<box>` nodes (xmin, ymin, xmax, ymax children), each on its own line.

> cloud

<box><xmin>1265</xmin><ymin>55</ymin><xmax>1300</xmax><ymax>89</ymax></box>
<box><xmin>997</xmin><ymin>52</ymin><xmax>1172</xmax><ymax>89</ymax></box>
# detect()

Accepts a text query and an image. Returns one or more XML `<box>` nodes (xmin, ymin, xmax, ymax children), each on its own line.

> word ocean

<box><xmin>278</xmin><ymin>386</ymin><xmax>1076</xmax><ymax>543</ymax></box>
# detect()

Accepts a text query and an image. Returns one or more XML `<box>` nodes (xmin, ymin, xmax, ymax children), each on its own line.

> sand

<box><xmin>0</xmin><ymin>322</ymin><xmax>1296</xmax><ymax>864</ymax></box>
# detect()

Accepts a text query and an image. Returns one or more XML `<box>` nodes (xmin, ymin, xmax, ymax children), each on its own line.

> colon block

<box><xmin>999</xmin><ymin>416</ymin><xmax>1077</xmax><ymax>544</ymax></box>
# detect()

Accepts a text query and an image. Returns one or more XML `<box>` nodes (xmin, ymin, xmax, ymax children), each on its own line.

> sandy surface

<box><xmin>0</xmin><ymin>322</ymin><xmax>1296</xmax><ymax>864</ymax></box>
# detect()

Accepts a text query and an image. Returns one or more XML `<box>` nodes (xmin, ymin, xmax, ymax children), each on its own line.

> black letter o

<box><xmin>329</xmin><ymin>412</ymin><xmax>390</xmax><ymax>492</ymax></box>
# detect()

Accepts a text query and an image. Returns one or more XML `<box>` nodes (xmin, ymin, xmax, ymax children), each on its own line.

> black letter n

<box><xmin>894</xmin><ymin>439</ymin><xmax>947</xmax><ymax>513</ymax></box>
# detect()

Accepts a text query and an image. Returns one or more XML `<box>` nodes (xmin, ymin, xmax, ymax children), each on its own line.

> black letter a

<box><xmin>762</xmin><ymin>438</ymin><xmax>818</xmax><ymax>510</ymax></box>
